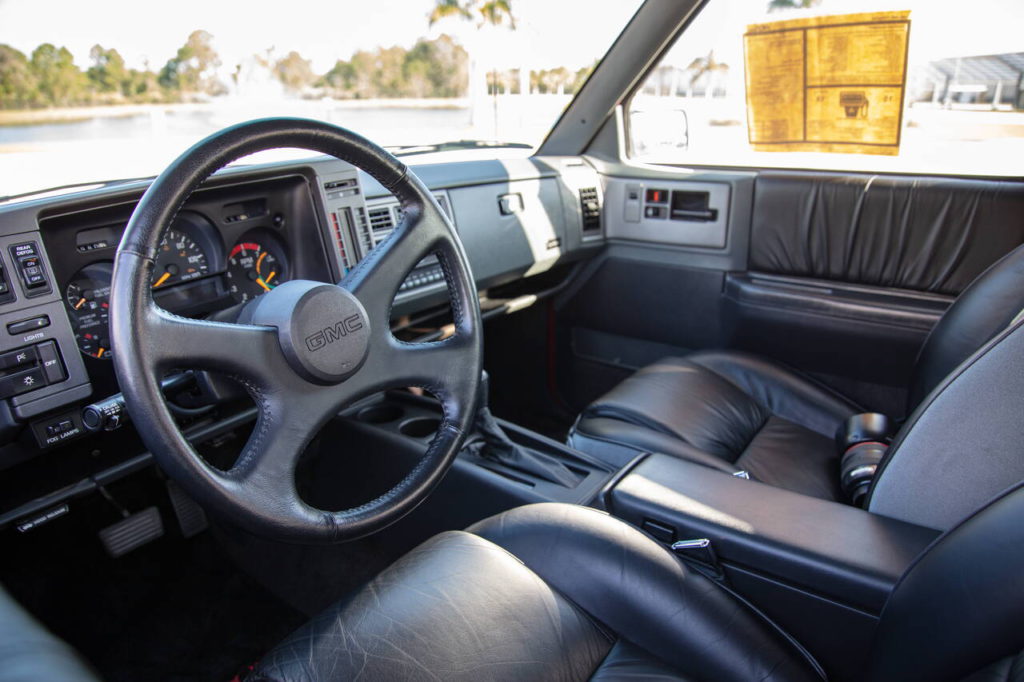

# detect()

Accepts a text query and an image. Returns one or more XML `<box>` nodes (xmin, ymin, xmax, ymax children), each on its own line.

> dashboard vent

<box><xmin>579</xmin><ymin>187</ymin><xmax>601</xmax><ymax>234</ymax></box>
<box><xmin>367</xmin><ymin>206</ymin><xmax>395</xmax><ymax>246</ymax></box>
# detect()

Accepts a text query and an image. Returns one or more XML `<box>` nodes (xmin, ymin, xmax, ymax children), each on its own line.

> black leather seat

<box><xmin>247</xmin><ymin>494</ymin><xmax>1024</xmax><ymax>682</ymax></box>
<box><xmin>570</xmin><ymin>242</ymin><xmax>1024</xmax><ymax>502</ymax></box>
<box><xmin>6</xmin><ymin>492</ymin><xmax>1024</xmax><ymax>680</ymax></box>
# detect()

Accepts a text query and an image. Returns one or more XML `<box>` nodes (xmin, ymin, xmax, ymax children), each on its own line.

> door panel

<box><xmin>557</xmin><ymin>167</ymin><xmax>1024</xmax><ymax>417</ymax></box>
<box><xmin>749</xmin><ymin>172</ymin><xmax>1024</xmax><ymax>295</ymax></box>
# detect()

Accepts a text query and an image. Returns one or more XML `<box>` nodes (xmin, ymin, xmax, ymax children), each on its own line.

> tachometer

<box><xmin>225</xmin><ymin>240</ymin><xmax>288</xmax><ymax>303</ymax></box>
<box><xmin>152</xmin><ymin>228</ymin><xmax>210</xmax><ymax>288</ymax></box>
<box><xmin>66</xmin><ymin>262</ymin><xmax>113</xmax><ymax>359</ymax></box>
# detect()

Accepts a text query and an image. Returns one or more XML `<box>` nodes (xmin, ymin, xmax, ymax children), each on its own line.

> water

<box><xmin>0</xmin><ymin>105</ymin><xmax>474</xmax><ymax>146</ymax></box>
<box><xmin>0</xmin><ymin>97</ymin><xmax>569</xmax><ymax>197</ymax></box>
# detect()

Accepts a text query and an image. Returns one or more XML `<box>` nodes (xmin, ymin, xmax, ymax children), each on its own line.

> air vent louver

<box><xmin>579</xmin><ymin>187</ymin><xmax>601</xmax><ymax>234</ymax></box>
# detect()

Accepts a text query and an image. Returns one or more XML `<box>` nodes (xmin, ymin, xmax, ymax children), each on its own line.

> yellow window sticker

<box><xmin>744</xmin><ymin>11</ymin><xmax>911</xmax><ymax>155</ymax></box>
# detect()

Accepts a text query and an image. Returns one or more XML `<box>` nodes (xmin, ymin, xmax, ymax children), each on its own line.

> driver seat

<box><xmin>249</xmin><ymin>495</ymin><xmax>1024</xmax><ymax>682</ymax></box>
<box><xmin>1</xmin><ymin>493</ymin><xmax>1023</xmax><ymax>680</ymax></box>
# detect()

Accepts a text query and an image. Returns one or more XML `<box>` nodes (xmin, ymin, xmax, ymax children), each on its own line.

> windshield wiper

<box><xmin>388</xmin><ymin>140</ymin><xmax>532</xmax><ymax>157</ymax></box>
<box><xmin>0</xmin><ymin>176</ymin><xmax>153</xmax><ymax>205</ymax></box>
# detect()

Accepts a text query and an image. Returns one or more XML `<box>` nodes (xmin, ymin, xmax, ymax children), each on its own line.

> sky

<box><xmin>0</xmin><ymin>0</ymin><xmax>643</xmax><ymax>74</ymax></box>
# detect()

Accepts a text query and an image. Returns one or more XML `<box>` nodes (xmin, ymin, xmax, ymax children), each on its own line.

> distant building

<box><xmin>911</xmin><ymin>53</ymin><xmax>1024</xmax><ymax>110</ymax></box>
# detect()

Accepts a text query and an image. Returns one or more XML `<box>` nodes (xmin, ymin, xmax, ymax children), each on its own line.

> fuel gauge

<box><xmin>66</xmin><ymin>262</ymin><xmax>113</xmax><ymax>359</ymax></box>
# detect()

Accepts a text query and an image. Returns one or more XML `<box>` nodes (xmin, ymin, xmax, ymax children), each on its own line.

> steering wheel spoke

<box><xmin>146</xmin><ymin>304</ymin><xmax>284</xmax><ymax>386</ymax></box>
<box><xmin>342</xmin><ymin>205</ymin><xmax>447</xmax><ymax>326</ymax></box>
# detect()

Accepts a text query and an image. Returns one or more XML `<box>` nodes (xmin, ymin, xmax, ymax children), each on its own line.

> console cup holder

<box><xmin>399</xmin><ymin>417</ymin><xmax>441</xmax><ymax>439</ymax></box>
<box><xmin>357</xmin><ymin>404</ymin><xmax>405</xmax><ymax>424</ymax></box>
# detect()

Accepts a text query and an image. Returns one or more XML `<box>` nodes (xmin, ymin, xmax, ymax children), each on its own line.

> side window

<box><xmin>627</xmin><ymin>0</ymin><xmax>1023</xmax><ymax>176</ymax></box>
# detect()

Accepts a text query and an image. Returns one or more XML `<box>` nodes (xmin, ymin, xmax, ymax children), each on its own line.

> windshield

<box><xmin>0</xmin><ymin>0</ymin><xmax>642</xmax><ymax>198</ymax></box>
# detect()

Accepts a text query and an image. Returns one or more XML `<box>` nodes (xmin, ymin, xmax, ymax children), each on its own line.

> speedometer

<box><xmin>152</xmin><ymin>229</ymin><xmax>210</xmax><ymax>288</ymax></box>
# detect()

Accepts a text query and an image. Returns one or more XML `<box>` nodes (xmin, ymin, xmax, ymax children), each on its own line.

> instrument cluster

<box><xmin>64</xmin><ymin>211</ymin><xmax>289</xmax><ymax>360</ymax></box>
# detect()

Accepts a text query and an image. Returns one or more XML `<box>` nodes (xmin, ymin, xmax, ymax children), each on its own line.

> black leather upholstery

<box><xmin>571</xmin><ymin>352</ymin><xmax>859</xmax><ymax>501</ymax></box>
<box><xmin>749</xmin><ymin>171</ymin><xmax>1024</xmax><ymax>296</ymax></box>
<box><xmin>252</xmin><ymin>490</ymin><xmax>1024</xmax><ymax>682</ymax></box>
<box><xmin>0</xmin><ymin>586</ymin><xmax>96</xmax><ymax>682</ymax></box>
<box><xmin>907</xmin><ymin>243</ymin><xmax>1024</xmax><ymax>409</ymax></box>
<box><xmin>573</xmin><ymin>244</ymin><xmax>1024</xmax><ymax>506</ymax></box>
<box><xmin>867</xmin><ymin>318</ymin><xmax>1024</xmax><ymax>530</ymax></box>
<box><xmin>251</xmin><ymin>503</ymin><xmax>823</xmax><ymax>682</ymax></box>
<box><xmin>866</xmin><ymin>482</ymin><xmax>1024</xmax><ymax>682</ymax></box>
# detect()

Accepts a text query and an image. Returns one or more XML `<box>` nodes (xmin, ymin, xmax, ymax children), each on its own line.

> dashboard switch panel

<box><xmin>0</xmin><ymin>365</ymin><xmax>46</xmax><ymax>399</ymax></box>
<box><xmin>35</xmin><ymin>341</ymin><xmax>66</xmax><ymax>384</ymax></box>
<box><xmin>0</xmin><ymin>340</ymin><xmax>66</xmax><ymax>399</ymax></box>
<box><xmin>0</xmin><ymin>260</ymin><xmax>13</xmax><ymax>304</ymax></box>
<box><xmin>0</xmin><ymin>346</ymin><xmax>36</xmax><ymax>371</ymax></box>
<box><xmin>6</xmin><ymin>315</ymin><xmax>49</xmax><ymax>336</ymax></box>
<box><xmin>9</xmin><ymin>242</ymin><xmax>51</xmax><ymax>296</ymax></box>
<box><xmin>31</xmin><ymin>408</ymin><xmax>85</xmax><ymax>449</ymax></box>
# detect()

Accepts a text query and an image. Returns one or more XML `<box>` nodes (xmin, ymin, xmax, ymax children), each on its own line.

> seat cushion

<box><xmin>570</xmin><ymin>352</ymin><xmax>861</xmax><ymax>501</ymax></box>
<box><xmin>251</xmin><ymin>503</ymin><xmax>821</xmax><ymax>682</ymax></box>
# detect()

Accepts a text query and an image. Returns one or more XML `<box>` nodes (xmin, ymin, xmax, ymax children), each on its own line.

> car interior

<box><xmin>1</xmin><ymin>1</ymin><xmax>1023</xmax><ymax>680</ymax></box>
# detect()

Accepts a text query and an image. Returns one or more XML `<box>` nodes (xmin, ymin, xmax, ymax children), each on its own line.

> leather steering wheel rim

<box><xmin>110</xmin><ymin>117</ymin><xmax>482</xmax><ymax>543</ymax></box>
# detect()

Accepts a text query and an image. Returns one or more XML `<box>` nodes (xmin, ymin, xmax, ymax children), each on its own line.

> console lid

<box><xmin>606</xmin><ymin>454</ymin><xmax>940</xmax><ymax>614</ymax></box>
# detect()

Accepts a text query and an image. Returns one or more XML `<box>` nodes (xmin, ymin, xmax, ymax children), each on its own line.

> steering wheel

<box><xmin>110</xmin><ymin>118</ymin><xmax>482</xmax><ymax>543</ymax></box>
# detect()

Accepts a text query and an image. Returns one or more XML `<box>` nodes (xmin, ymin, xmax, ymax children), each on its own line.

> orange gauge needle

<box><xmin>74</xmin><ymin>297</ymin><xmax>87</xmax><ymax>310</ymax></box>
<box><xmin>264</xmin><ymin>271</ymin><xmax>277</xmax><ymax>285</ymax></box>
<box><xmin>97</xmin><ymin>347</ymin><xmax>105</xmax><ymax>357</ymax></box>
<box><xmin>153</xmin><ymin>272</ymin><xmax>171</xmax><ymax>288</ymax></box>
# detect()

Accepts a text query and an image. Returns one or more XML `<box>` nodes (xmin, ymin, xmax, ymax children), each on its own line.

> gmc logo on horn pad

<box><xmin>305</xmin><ymin>314</ymin><xmax>364</xmax><ymax>351</ymax></box>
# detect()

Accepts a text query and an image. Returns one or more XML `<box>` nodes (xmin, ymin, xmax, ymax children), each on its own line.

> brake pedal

<box><xmin>98</xmin><ymin>506</ymin><xmax>164</xmax><ymax>558</ymax></box>
<box><xmin>94</xmin><ymin>481</ymin><xmax>164</xmax><ymax>557</ymax></box>
<box><xmin>166</xmin><ymin>480</ymin><xmax>208</xmax><ymax>538</ymax></box>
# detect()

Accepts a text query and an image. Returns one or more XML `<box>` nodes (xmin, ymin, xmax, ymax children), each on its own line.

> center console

<box><xmin>599</xmin><ymin>453</ymin><xmax>940</xmax><ymax>681</ymax></box>
<box><xmin>340</xmin><ymin>391</ymin><xmax>940</xmax><ymax>682</ymax></box>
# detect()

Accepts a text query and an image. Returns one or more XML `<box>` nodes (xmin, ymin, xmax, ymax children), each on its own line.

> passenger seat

<box><xmin>569</xmin><ymin>242</ymin><xmax>1024</xmax><ymax>502</ymax></box>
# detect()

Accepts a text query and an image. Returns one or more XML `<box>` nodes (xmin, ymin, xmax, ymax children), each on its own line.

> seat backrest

<box><xmin>866</xmin><ymin>482</ymin><xmax>1024</xmax><ymax>682</ymax></box>
<box><xmin>908</xmin><ymin>242</ymin><xmax>1024</xmax><ymax>410</ymax></box>
<box><xmin>868</xmin><ymin>315</ymin><xmax>1024</xmax><ymax>530</ymax></box>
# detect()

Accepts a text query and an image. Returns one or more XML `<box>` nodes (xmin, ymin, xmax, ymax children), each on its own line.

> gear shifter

<box><xmin>466</xmin><ymin>371</ymin><xmax>580</xmax><ymax>487</ymax></box>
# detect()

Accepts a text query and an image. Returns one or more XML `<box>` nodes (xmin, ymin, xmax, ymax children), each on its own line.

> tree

<box><xmin>274</xmin><ymin>51</ymin><xmax>315</xmax><ymax>93</ymax></box>
<box><xmin>405</xmin><ymin>35</ymin><xmax>468</xmax><ymax>98</ymax></box>
<box><xmin>159</xmin><ymin>30</ymin><xmax>223</xmax><ymax>95</ymax></box>
<box><xmin>87</xmin><ymin>45</ymin><xmax>129</xmax><ymax>96</ymax></box>
<box><xmin>0</xmin><ymin>45</ymin><xmax>40</xmax><ymax>109</ymax></box>
<box><xmin>319</xmin><ymin>59</ymin><xmax>357</xmax><ymax>94</ymax></box>
<box><xmin>30</xmin><ymin>43</ymin><xmax>87</xmax><ymax>106</ymax></box>
<box><xmin>429</xmin><ymin>0</ymin><xmax>518</xmax><ymax>131</ymax></box>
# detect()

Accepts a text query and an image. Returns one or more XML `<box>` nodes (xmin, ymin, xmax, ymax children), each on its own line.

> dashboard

<box><xmin>0</xmin><ymin>153</ymin><xmax>604</xmax><ymax>466</ymax></box>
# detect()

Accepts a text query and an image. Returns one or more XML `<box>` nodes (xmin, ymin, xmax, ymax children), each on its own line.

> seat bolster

<box><xmin>589</xmin><ymin>641</ymin><xmax>694</xmax><ymax>681</ymax></box>
<box><xmin>470</xmin><ymin>503</ymin><xmax>823</xmax><ymax>682</ymax></box>
<box><xmin>569</xmin><ymin>416</ymin><xmax>743</xmax><ymax>473</ymax></box>
<box><xmin>250</xmin><ymin>530</ymin><xmax>612</xmax><ymax>682</ymax></box>
<box><xmin>685</xmin><ymin>351</ymin><xmax>860</xmax><ymax>438</ymax></box>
